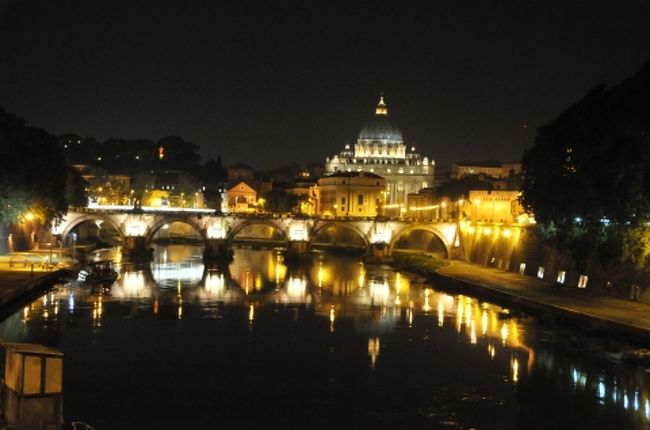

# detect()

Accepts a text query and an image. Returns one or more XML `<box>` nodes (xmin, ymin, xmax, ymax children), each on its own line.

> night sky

<box><xmin>1</xmin><ymin>0</ymin><xmax>649</xmax><ymax>169</ymax></box>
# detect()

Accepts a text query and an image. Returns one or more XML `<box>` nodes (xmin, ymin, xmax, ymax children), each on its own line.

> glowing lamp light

<box><xmin>126</xmin><ymin>222</ymin><xmax>146</xmax><ymax>237</ymax></box>
<box><xmin>371</xmin><ymin>230</ymin><xmax>390</xmax><ymax>244</ymax></box>
<box><xmin>288</xmin><ymin>226</ymin><xmax>307</xmax><ymax>241</ymax></box>
<box><xmin>207</xmin><ymin>225</ymin><xmax>225</xmax><ymax>239</ymax></box>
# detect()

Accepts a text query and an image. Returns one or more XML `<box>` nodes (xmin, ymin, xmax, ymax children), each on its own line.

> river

<box><xmin>0</xmin><ymin>244</ymin><xmax>648</xmax><ymax>429</ymax></box>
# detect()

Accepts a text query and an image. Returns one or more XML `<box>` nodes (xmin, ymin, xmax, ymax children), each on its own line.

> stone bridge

<box><xmin>53</xmin><ymin>207</ymin><xmax>460</xmax><ymax>260</ymax></box>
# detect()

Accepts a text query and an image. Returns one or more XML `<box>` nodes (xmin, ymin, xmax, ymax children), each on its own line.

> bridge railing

<box><xmin>67</xmin><ymin>206</ymin><xmax>455</xmax><ymax>224</ymax></box>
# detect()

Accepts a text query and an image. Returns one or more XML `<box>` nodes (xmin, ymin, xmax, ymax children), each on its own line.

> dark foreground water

<box><xmin>1</xmin><ymin>245</ymin><xmax>649</xmax><ymax>429</ymax></box>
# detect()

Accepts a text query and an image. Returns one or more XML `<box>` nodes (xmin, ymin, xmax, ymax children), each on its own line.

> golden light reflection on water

<box><xmin>511</xmin><ymin>357</ymin><xmax>520</xmax><ymax>383</ymax></box>
<box><xmin>92</xmin><ymin>296</ymin><xmax>103</xmax><ymax>327</ymax></box>
<box><xmin>204</xmin><ymin>272</ymin><xmax>225</xmax><ymax>296</ymax></box>
<box><xmin>248</xmin><ymin>304</ymin><xmax>255</xmax><ymax>324</ymax></box>
<box><xmin>422</xmin><ymin>288</ymin><xmax>432</xmax><ymax>313</ymax></box>
<box><xmin>115</xmin><ymin>270</ymin><xmax>149</xmax><ymax>298</ymax></box>
<box><xmin>14</xmin><ymin>248</ymin><xmax>650</xmax><ymax>427</ymax></box>
<box><xmin>368</xmin><ymin>337</ymin><xmax>380</xmax><ymax>369</ymax></box>
<box><xmin>177</xmin><ymin>279</ymin><xmax>183</xmax><ymax>319</ymax></box>
<box><xmin>286</xmin><ymin>276</ymin><xmax>308</xmax><ymax>302</ymax></box>
<box><xmin>358</xmin><ymin>263</ymin><xmax>366</xmax><ymax>288</ymax></box>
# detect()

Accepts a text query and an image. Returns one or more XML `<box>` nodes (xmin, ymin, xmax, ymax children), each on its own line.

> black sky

<box><xmin>1</xmin><ymin>0</ymin><xmax>649</xmax><ymax>169</ymax></box>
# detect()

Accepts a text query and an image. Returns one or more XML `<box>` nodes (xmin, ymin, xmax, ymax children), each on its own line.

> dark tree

<box><xmin>157</xmin><ymin>136</ymin><xmax>201</xmax><ymax>169</ymax></box>
<box><xmin>262</xmin><ymin>189</ymin><xmax>302</xmax><ymax>214</ymax></box>
<box><xmin>521</xmin><ymin>59</ymin><xmax>650</xmax><ymax>266</ymax></box>
<box><xmin>0</xmin><ymin>108</ymin><xmax>83</xmax><ymax>224</ymax></box>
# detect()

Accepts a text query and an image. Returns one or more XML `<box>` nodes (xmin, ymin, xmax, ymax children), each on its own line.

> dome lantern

<box><xmin>375</xmin><ymin>94</ymin><xmax>388</xmax><ymax>116</ymax></box>
<box><xmin>358</xmin><ymin>94</ymin><xmax>404</xmax><ymax>145</ymax></box>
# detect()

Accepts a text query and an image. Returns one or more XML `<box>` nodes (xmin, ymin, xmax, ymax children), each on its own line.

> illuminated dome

<box><xmin>357</xmin><ymin>95</ymin><xmax>404</xmax><ymax>144</ymax></box>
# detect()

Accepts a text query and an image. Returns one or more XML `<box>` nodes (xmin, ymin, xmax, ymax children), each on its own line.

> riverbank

<box><xmin>430</xmin><ymin>259</ymin><xmax>650</xmax><ymax>346</ymax></box>
<box><xmin>0</xmin><ymin>268</ymin><xmax>73</xmax><ymax>319</ymax></box>
<box><xmin>388</xmin><ymin>252</ymin><xmax>650</xmax><ymax>346</ymax></box>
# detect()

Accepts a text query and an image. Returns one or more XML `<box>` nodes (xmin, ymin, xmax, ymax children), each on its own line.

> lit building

<box><xmin>227</xmin><ymin>181</ymin><xmax>258</xmax><ymax>213</ymax></box>
<box><xmin>463</xmin><ymin>190</ymin><xmax>526</xmax><ymax>223</ymax></box>
<box><xmin>451</xmin><ymin>161</ymin><xmax>522</xmax><ymax>182</ymax></box>
<box><xmin>325</xmin><ymin>95</ymin><xmax>434</xmax><ymax>214</ymax></box>
<box><xmin>315</xmin><ymin>171</ymin><xmax>386</xmax><ymax>218</ymax></box>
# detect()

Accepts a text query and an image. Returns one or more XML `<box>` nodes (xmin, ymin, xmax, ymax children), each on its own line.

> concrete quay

<box><xmin>435</xmin><ymin>260</ymin><xmax>650</xmax><ymax>346</ymax></box>
<box><xmin>0</xmin><ymin>268</ymin><xmax>73</xmax><ymax>319</ymax></box>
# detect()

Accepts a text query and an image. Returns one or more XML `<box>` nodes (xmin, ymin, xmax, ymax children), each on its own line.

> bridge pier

<box><xmin>365</xmin><ymin>242</ymin><xmax>392</xmax><ymax>263</ymax></box>
<box><xmin>122</xmin><ymin>236</ymin><xmax>154</xmax><ymax>262</ymax></box>
<box><xmin>203</xmin><ymin>239</ymin><xmax>233</xmax><ymax>263</ymax></box>
<box><xmin>369</xmin><ymin>242</ymin><xmax>390</xmax><ymax>257</ymax></box>
<box><xmin>285</xmin><ymin>241</ymin><xmax>310</xmax><ymax>260</ymax></box>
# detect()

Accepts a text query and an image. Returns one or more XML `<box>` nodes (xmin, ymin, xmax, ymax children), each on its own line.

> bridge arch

<box><xmin>310</xmin><ymin>222</ymin><xmax>370</xmax><ymax>250</ymax></box>
<box><xmin>389</xmin><ymin>224</ymin><xmax>451</xmax><ymax>258</ymax></box>
<box><xmin>144</xmin><ymin>217</ymin><xmax>208</xmax><ymax>246</ymax></box>
<box><xmin>59</xmin><ymin>214</ymin><xmax>124</xmax><ymax>246</ymax></box>
<box><xmin>227</xmin><ymin>219</ymin><xmax>289</xmax><ymax>243</ymax></box>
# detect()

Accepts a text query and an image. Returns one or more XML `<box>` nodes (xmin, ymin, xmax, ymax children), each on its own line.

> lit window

<box><xmin>578</xmin><ymin>275</ymin><xmax>588</xmax><ymax>289</ymax></box>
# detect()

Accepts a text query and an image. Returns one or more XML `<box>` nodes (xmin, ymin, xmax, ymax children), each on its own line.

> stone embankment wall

<box><xmin>458</xmin><ymin>223</ymin><xmax>646</xmax><ymax>302</ymax></box>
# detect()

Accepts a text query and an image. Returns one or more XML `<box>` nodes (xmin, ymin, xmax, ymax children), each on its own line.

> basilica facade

<box><xmin>325</xmin><ymin>96</ymin><xmax>434</xmax><ymax>215</ymax></box>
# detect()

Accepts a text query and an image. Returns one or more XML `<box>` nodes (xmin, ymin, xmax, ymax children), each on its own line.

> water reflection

<box><xmin>7</xmin><ymin>246</ymin><xmax>650</xmax><ymax>428</ymax></box>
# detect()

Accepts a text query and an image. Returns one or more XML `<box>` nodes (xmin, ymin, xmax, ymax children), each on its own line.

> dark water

<box><xmin>0</xmin><ymin>245</ymin><xmax>649</xmax><ymax>429</ymax></box>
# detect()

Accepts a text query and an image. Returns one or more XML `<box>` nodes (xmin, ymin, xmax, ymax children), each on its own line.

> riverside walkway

<box><xmin>437</xmin><ymin>260</ymin><xmax>650</xmax><ymax>344</ymax></box>
<box><xmin>0</xmin><ymin>253</ymin><xmax>73</xmax><ymax>311</ymax></box>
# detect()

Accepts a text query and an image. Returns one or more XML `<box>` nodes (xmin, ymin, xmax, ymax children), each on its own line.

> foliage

<box><xmin>391</xmin><ymin>251</ymin><xmax>447</xmax><ymax>278</ymax></box>
<box><xmin>172</xmin><ymin>172</ymin><xmax>201</xmax><ymax>207</ymax></box>
<box><xmin>0</xmin><ymin>108</ymin><xmax>83</xmax><ymax>224</ymax></box>
<box><xmin>157</xmin><ymin>136</ymin><xmax>201</xmax><ymax>168</ymax></box>
<box><xmin>59</xmin><ymin>134</ymin><xmax>202</xmax><ymax>171</ymax></box>
<box><xmin>262</xmin><ymin>189</ymin><xmax>303</xmax><ymax>213</ymax></box>
<box><xmin>521</xmin><ymin>60</ymin><xmax>650</xmax><ymax>267</ymax></box>
<box><xmin>131</xmin><ymin>171</ymin><xmax>156</xmax><ymax>207</ymax></box>
<box><xmin>86</xmin><ymin>167</ymin><xmax>131</xmax><ymax>205</ymax></box>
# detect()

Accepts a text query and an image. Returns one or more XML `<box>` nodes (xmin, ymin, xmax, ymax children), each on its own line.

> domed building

<box><xmin>325</xmin><ymin>95</ymin><xmax>434</xmax><ymax>214</ymax></box>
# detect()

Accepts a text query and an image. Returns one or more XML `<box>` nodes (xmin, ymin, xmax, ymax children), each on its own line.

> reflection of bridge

<box><xmin>53</xmin><ymin>207</ymin><xmax>459</xmax><ymax>260</ymax></box>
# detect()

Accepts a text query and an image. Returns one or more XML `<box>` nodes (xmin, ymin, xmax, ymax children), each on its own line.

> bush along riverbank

<box><xmin>390</xmin><ymin>252</ymin><xmax>448</xmax><ymax>280</ymax></box>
